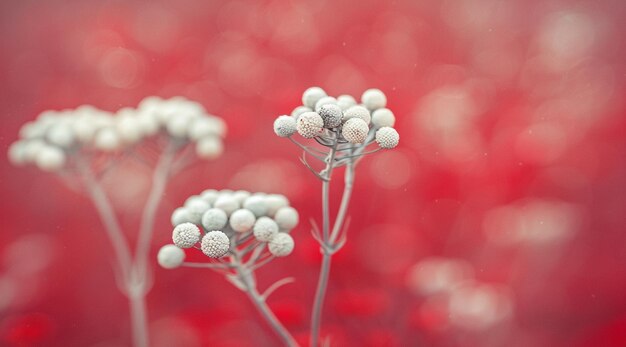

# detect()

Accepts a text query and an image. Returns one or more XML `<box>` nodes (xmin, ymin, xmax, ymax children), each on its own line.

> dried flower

<box><xmin>342</xmin><ymin>118</ymin><xmax>370</xmax><ymax>144</ymax></box>
<box><xmin>302</xmin><ymin>86</ymin><xmax>327</xmax><ymax>109</ymax></box>
<box><xmin>172</xmin><ymin>222</ymin><xmax>201</xmax><ymax>248</ymax></box>
<box><xmin>273</xmin><ymin>115</ymin><xmax>297</xmax><ymax>138</ymax></box>
<box><xmin>361</xmin><ymin>88</ymin><xmax>387</xmax><ymax>111</ymax></box>
<box><xmin>253</xmin><ymin>216</ymin><xmax>279</xmax><ymax>242</ymax></box>
<box><xmin>371</xmin><ymin>108</ymin><xmax>396</xmax><ymax>128</ymax></box>
<box><xmin>201</xmin><ymin>208</ymin><xmax>228</xmax><ymax>231</ymax></box>
<box><xmin>318</xmin><ymin>104</ymin><xmax>343</xmax><ymax>129</ymax></box>
<box><xmin>157</xmin><ymin>244</ymin><xmax>186</xmax><ymax>269</ymax></box>
<box><xmin>297</xmin><ymin>112</ymin><xmax>324</xmax><ymax>138</ymax></box>
<box><xmin>343</xmin><ymin>105</ymin><xmax>371</xmax><ymax>125</ymax></box>
<box><xmin>268</xmin><ymin>233</ymin><xmax>295</xmax><ymax>257</ymax></box>
<box><xmin>229</xmin><ymin>209</ymin><xmax>257</xmax><ymax>233</ymax></box>
<box><xmin>201</xmin><ymin>231</ymin><xmax>230</xmax><ymax>258</ymax></box>
<box><xmin>375</xmin><ymin>127</ymin><xmax>400</xmax><ymax>149</ymax></box>
<box><xmin>274</xmin><ymin>207</ymin><xmax>299</xmax><ymax>231</ymax></box>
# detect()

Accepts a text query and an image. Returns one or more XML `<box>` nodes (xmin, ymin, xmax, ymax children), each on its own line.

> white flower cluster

<box><xmin>8</xmin><ymin>96</ymin><xmax>227</xmax><ymax>172</ymax></box>
<box><xmin>273</xmin><ymin>87</ymin><xmax>399</xmax><ymax>149</ymax></box>
<box><xmin>158</xmin><ymin>189</ymin><xmax>298</xmax><ymax>269</ymax></box>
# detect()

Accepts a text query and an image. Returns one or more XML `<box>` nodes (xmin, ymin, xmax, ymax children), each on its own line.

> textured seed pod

<box><xmin>361</xmin><ymin>88</ymin><xmax>387</xmax><ymax>111</ymax></box>
<box><xmin>343</xmin><ymin>105</ymin><xmax>371</xmax><ymax>125</ymax></box>
<box><xmin>201</xmin><ymin>231</ymin><xmax>230</xmax><ymax>258</ymax></box>
<box><xmin>274</xmin><ymin>207</ymin><xmax>299</xmax><ymax>231</ymax></box>
<box><xmin>273</xmin><ymin>115</ymin><xmax>297</xmax><ymax>137</ymax></box>
<box><xmin>302</xmin><ymin>87</ymin><xmax>327</xmax><ymax>109</ymax></box>
<box><xmin>342</xmin><ymin>118</ymin><xmax>370</xmax><ymax>144</ymax></box>
<box><xmin>172</xmin><ymin>223</ymin><xmax>201</xmax><ymax>248</ymax></box>
<box><xmin>35</xmin><ymin>146</ymin><xmax>66</xmax><ymax>171</ymax></box>
<box><xmin>268</xmin><ymin>233</ymin><xmax>295</xmax><ymax>257</ymax></box>
<box><xmin>186</xmin><ymin>199</ymin><xmax>210</xmax><ymax>224</ymax></box>
<box><xmin>265</xmin><ymin>194</ymin><xmax>289</xmax><ymax>217</ymax></box>
<box><xmin>296</xmin><ymin>112</ymin><xmax>324</xmax><ymax>138</ymax></box>
<box><xmin>214</xmin><ymin>195</ymin><xmax>240</xmax><ymax>216</ymax></box>
<box><xmin>371</xmin><ymin>108</ymin><xmax>396</xmax><ymax>128</ymax></box>
<box><xmin>200</xmin><ymin>189</ymin><xmax>220</xmax><ymax>204</ymax></box>
<box><xmin>157</xmin><ymin>244</ymin><xmax>185</xmax><ymax>269</ymax></box>
<box><xmin>337</xmin><ymin>95</ymin><xmax>357</xmax><ymax>111</ymax></box>
<box><xmin>171</xmin><ymin>207</ymin><xmax>191</xmax><ymax>226</ymax></box>
<box><xmin>243</xmin><ymin>195</ymin><xmax>268</xmax><ymax>217</ymax></box>
<box><xmin>291</xmin><ymin>106</ymin><xmax>312</xmax><ymax>120</ymax></box>
<box><xmin>314</xmin><ymin>96</ymin><xmax>338</xmax><ymax>112</ymax></box>
<box><xmin>318</xmin><ymin>104</ymin><xmax>343</xmax><ymax>129</ymax></box>
<box><xmin>201</xmin><ymin>208</ymin><xmax>228</xmax><ymax>231</ymax></box>
<box><xmin>253</xmin><ymin>217</ymin><xmax>279</xmax><ymax>242</ymax></box>
<box><xmin>375</xmin><ymin>127</ymin><xmax>400</xmax><ymax>149</ymax></box>
<box><xmin>229</xmin><ymin>209</ymin><xmax>257</xmax><ymax>233</ymax></box>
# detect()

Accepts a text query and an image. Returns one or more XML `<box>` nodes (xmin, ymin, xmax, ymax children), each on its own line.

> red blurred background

<box><xmin>1</xmin><ymin>0</ymin><xmax>625</xmax><ymax>346</ymax></box>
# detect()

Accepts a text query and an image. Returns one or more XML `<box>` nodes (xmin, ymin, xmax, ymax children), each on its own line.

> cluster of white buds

<box><xmin>158</xmin><ymin>189</ymin><xmax>298</xmax><ymax>269</ymax></box>
<box><xmin>273</xmin><ymin>87</ymin><xmax>399</xmax><ymax>149</ymax></box>
<box><xmin>7</xmin><ymin>96</ymin><xmax>227</xmax><ymax>172</ymax></box>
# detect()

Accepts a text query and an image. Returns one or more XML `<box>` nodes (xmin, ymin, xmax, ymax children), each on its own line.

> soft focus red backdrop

<box><xmin>1</xmin><ymin>0</ymin><xmax>625</xmax><ymax>346</ymax></box>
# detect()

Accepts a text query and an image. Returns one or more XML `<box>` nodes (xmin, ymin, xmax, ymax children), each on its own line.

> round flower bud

<box><xmin>185</xmin><ymin>199</ymin><xmax>210</xmax><ymax>224</ymax></box>
<box><xmin>314</xmin><ymin>96</ymin><xmax>338</xmax><ymax>112</ymax></box>
<box><xmin>157</xmin><ymin>244</ymin><xmax>185</xmax><ymax>269</ymax></box>
<box><xmin>229</xmin><ymin>209</ymin><xmax>256</xmax><ymax>233</ymax></box>
<box><xmin>200</xmin><ymin>189</ymin><xmax>220</xmax><ymax>204</ymax></box>
<box><xmin>166</xmin><ymin>114</ymin><xmax>193</xmax><ymax>138</ymax></box>
<box><xmin>318</xmin><ymin>104</ymin><xmax>343</xmax><ymax>129</ymax></box>
<box><xmin>265</xmin><ymin>194</ymin><xmax>289</xmax><ymax>217</ymax></box>
<box><xmin>233</xmin><ymin>190</ymin><xmax>251</xmax><ymax>204</ymax></box>
<box><xmin>291</xmin><ymin>106</ymin><xmax>312</xmax><ymax>120</ymax></box>
<box><xmin>361</xmin><ymin>88</ymin><xmax>387</xmax><ymax>111</ymax></box>
<box><xmin>72</xmin><ymin>117</ymin><xmax>98</xmax><ymax>142</ymax></box>
<box><xmin>371</xmin><ymin>108</ymin><xmax>396</xmax><ymax>128</ymax></box>
<box><xmin>253</xmin><ymin>217</ymin><xmax>279</xmax><ymax>242</ymax></box>
<box><xmin>213</xmin><ymin>195</ymin><xmax>239</xmax><ymax>216</ymax></box>
<box><xmin>296</xmin><ymin>112</ymin><xmax>324</xmax><ymax>139</ymax></box>
<box><xmin>47</xmin><ymin>123</ymin><xmax>75</xmax><ymax>148</ymax></box>
<box><xmin>302</xmin><ymin>87</ymin><xmax>327</xmax><ymax>109</ymax></box>
<box><xmin>171</xmin><ymin>207</ymin><xmax>191</xmax><ymax>226</ymax></box>
<box><xmin>273</xmin><ymin>115</ymin><xmax>297</xmax><ymax>137</ymax></box>
<box><xmin>375</xmin><ymin>127</ymin><xmax>400</xmax><ymax>149</ymax></box>
<box><xmin>196</xmin><ymin>137</ymin><xmax>223</xmax><ymax>159</ymax></box>
<box><xmin>243</xmin><ymin>195</ymin><xmax>268</xmax><ymax>217</ymax></box>
<box><xmin>201</xmin><ymin>231</ymin><xmax>230</xmax><ymax>258</ymax></box>
<box><xmin>202</xmin><ymin>208</ymin><xmax>228</xmax><ymax>230</ymax></box>
<box><xmin>274</xmin><ymin>207</ymin><xmax>299</xmax><ymax>231</ymax></box>
<box><xmin>137</xmin><ymin>112</ymin><xmax>160</xmax><ymax>136</ymax></box>
<box><xmin>22</xmin><ymin>139</ymin><xmax>46</xmax><ymax>162</ymax></box>
<box><xmin>172</xmin><ymin>222</ymin><xmax>201</xmax><ymax>248</ymax></box>
<box><xmin>343</xmin><ymin>105</ymin><xmax>371</xmax><ymax>125</ymax></box>
<box><xmin>94</xmin><ymin>128</ymin><xmax>121</xmax><ymax>151</ymax></box>
<box><xmin>268</xmin><ymin>233</ymin><xmax>295</xmax><ymax>257</ymax></box>
<box><xmin>188</xmin><ymin>117</ymin><xmax>221</xmax><ymax>140</ymax></box>
<box><xmin>342</xmin><ymin>118</ymin><xmax>369</xmax><ymax>144</ymax></box>
<box><xmin>35</xmin><ymin>146</ymin><xmax>66</xmax><ymax>171</ymax></box>
<box><xmin>8</xmin><ymin>141</ymin><xmax>27</xmax><ymax>166</ymax></box>
<box><xmin>116</xmin><ymin>115</ymin><xmax>143</xmax><ymax>143</ymax></box>
<box><xmin>337</xmin><ymin>95</ymin><xmax>357</xmax><ymax>111</ymax></box>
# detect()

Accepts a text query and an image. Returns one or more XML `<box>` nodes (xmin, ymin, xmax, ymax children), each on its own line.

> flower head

<box><xmin>201</xmin><ymin>231</ymin><xmax>230</xmax><ymax>258</ymax></box>
<box><xmin>268</xmin><ymin>233</ymin><xmax>295</xmax><ymax>257</ymax></box>
<box><xmin>342</xmin><ymin>118</ymin><xmax>370</xmax><ymax>144</ymax></box>
<box><xmin>172</xmin><ymin>222</ymin><xmax>201</xmax><ymax>248</ymax></box>
<box><xmin>253</xmin><ymin>216</ymin><xmax>279</xmax><ymax>242</ymax></box>
<box><xmin>296</xmin><ymin>112</ymin><xmax>324</xmax><ymax>138</ymax></box>
<box><xmin>375</xmin><ymin>127</ymin><xmax>400</xmax><ymax>149</ymax></box>
<box><xmin>157</xmin><ymin>244</ymin><xmax>186</xmax><ymax>269</ymax></box>
<box><xmin>273</xmin><ymin>115</ymin><xmax>297</xmax><ymax>137</ymax></box>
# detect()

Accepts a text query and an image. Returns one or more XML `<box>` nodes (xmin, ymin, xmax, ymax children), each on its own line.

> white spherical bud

<box><xmin>375</xmin><ymin>127</ymin><xmax>400</xmax><ymax>149</ymax></box>
<box><xmin>371</xmin><ymin>108</ymin><xmax>396</xmax><ymax>128</ymax></box>
<box><xmin>196</xmin><ymin>137</ymin><xmax>223</xmax><ymax>159</ymax></box>
<box><xmin>302</xmin><ymin>87</ymin><xmax>327</xmax><ymax>109</ymax></box>
<box><xmin>22</xmin><ymin>139</ymin><xmax>46</xmax><ymax>162</ymax></box>
<box><xmin>72</xmin><ymin>116</ymin><xmax>98</xmax><ymax>143</ymax></box>
<box><xmin>171</xmin><ymin>207</ymin><xmax>191</xmax><ymax>226</ymax></box>
<box><xmin>343</xmin><ymin>105</ymin><xmax>371</xmax><ymax>125</ymax></box>
<box><xmin>213</xmin><ymin>195</ymin><xmax>239</xmax><ymax>216</ymax></box>
<box><xmin>188</xmin><ymin>117</ymin><xmax>221</xmax><ymax>140</ymax></box>
<box><xmin>274</xmin><ymin>207</ymin><xmax>299</xmax><ymax>231</ymax></box>
<box><xmin>172</xmin><ymin>222</ymin><xmax>201</xmax><ymax>248</ymax></box>
<box><xmin>342</xmin><ymin>118</ymin><xmax>370</xmax><ymax>144</ymax></box>
<box><xmin>47</xmin><ymin>123</ymin><xmax>75</xmax><ymax>148</ymax></box>
<box><xmin>314</xmin><ymin>96</ymin><xmax>338</xmax><ymax>112</ymax></box>
<box><xmin>318</xmin><ymin>104</ymin><xmax>343</xmax><ymax>129</ymax></box>
<box><xmin>94</xmin><ymin>128</ymin><xmax>121</xmax><ymax>151</ymax></box>
<box><xmin>201</xmin><ymin>231</ymin><xmax>230</xmax><ymax>258</ymax></box>
<box><xmin>233</xmin><ymin>190</ymin><xmax>251</xmax><ymax>204</ymax></box>
<box><xmin>35</xmin><ymin>146</ymin><xmax>66</xmax><ymax>171</ymax></box>
<box><xmin>337</xmin><ymin>95</ymin><xmax>357</xmax><ymax>111</ymax></box>
<box><xmin>8</xmin><ymin>141</ymin><xmax>27</xmax><ymax>166</ymax></box>
<box><xmin>243</xmin><ymin>195</ymin><xmax>268</xmax><ymax>217</ymax></box>
<box><xmin>268</xmin><ymin>233</ymin><xmax>295</xmax><ymax>257</ymax></box>
<box><xmin>253</xmin><ymin>217</ymin><xmax>279</xmax><ymax>242</ymax></box>
<box><xmin>265</xmin><ymin>194</ymin><xmax>289</xmax><ymax>217</ymax></box>
<box><xmin>116</xmin><ymin>115</ymin><xmax>143</xmax><ymax>143</ymax></box>
<box><xmin>157</xmin><ymin>244</ymin><xmax>185</xmax><ymax>269</ymax></box>
<box><xmin>201</xmin><ymin>208</ymin><xmax>228</xmax><ymax>230</ymax></box>
<box><xmin>361</xmin><ymin>88</ymin><xmax>387</xmax><ymax>111</ymax></box>
<box><xmin>19</xmin><ymin>121</ymin><xmax>45</xmax><ymax>139</ymax></box>
<box><xmin>166</xmin><ymin>115</ymin><xmax>192</xmax><ymax>138</ymax></box>
<box><xmin>137</xmin><ymin>111</ymin><xmax>160</xmax><ymax>136</ymax></box>
<box><xmin>200</xmin><ymin>189</ymin><xmax>220</xmax><ymax>204</ymax></box>
<box><xmin>229</xmin><ymin>209</ymin><xmax>257</xmax><ymax>233</ymax></box>
<box><xmin>273</xmin><ymin>115</ymin><xmax>297</xmax><ymax>137</ymax></box>
<box><xmin>296</xmin><ymin>112</ymin><xmax>324</xmax><ymax>139</ymax></box>
<box><xmin>186</xmin><ymin>199</ymin><xmax>210</xmax><ymax>224</ymax></box>
<box><xmin>291</xmin><ymin>106</ymin><xmax>312</xmax><ymax>120</ymax></box>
